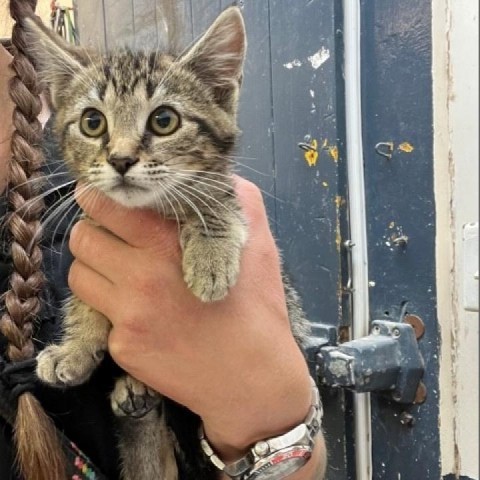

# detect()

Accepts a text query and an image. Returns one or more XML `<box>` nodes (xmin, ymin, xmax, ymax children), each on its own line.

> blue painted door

<box><xmin>361</xmin><ymin>1</ymin><xmax>440</xmax><ymax>478</ymax></box>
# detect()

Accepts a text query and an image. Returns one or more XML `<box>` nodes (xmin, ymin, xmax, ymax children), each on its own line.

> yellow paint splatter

<box><xmin>334</xmin><ymin>195</ymin><xmax>345</xmax><ymax>208</ymax></box>
<box><xmin>329</xmin><ymin>145</ymin><xmax>339</xmax><ymax>162</ymax></box>
<box><xmin>304</xmin><ymin>139</ymin><xmax>319</xmax><ymax>167</ymax></box>
<box><xmin>335</xmin><ymin>213</ymin><xmax>342</xmax><ymax>253</ymax></box>
<box><xmin>322</xmin><ymin>138</ymin><xmax>328</xmax><ymax>149</ymax></box>
<box><xmin>322</xmin><ymin>181</ymin><xmax>329</xmax><ymax>187</ymax></box>
<box><xmin>336</xmin><ymin>228</ymin><xmax>342</xmax><ymax>252</ymax></box>
<box><xmin>398</xmin><ymin>142</ymin><xmax>414</xmax><ymax>153</ymax></box>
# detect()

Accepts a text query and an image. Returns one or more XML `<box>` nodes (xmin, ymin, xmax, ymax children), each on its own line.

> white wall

<box><xmin>433</xmin><ymin>0</ymin><xmax>479</xmax><ymax>478</ymax></box>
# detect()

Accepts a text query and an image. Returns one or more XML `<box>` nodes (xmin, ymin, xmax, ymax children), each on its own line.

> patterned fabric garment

<box><xmin>67</xmin><ymin>441</ymin><xmax>108</xmax><ymax>480</ymax></box>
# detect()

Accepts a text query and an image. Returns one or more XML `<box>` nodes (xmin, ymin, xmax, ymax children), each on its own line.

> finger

<box><xmin>69</xmin><ymin>220</ymin><xmax>132</xmax><ymax>282</ymax></box>
<box><xmin>233</xmin><ymin>176</ymin><xmax>277</xmax><ymax>254</ymax></box>
<box><xmin>233</xmin><ymin>176</ymin><xmax>270</xmax><ymax>233</ymax></box>
<box><xmin>68</xmin><ymin>259</ymin><xmax>115</xmax><ymax>319</ymax></box>
<box><xmin>74</xmin><ymin>183</ymin><xmax>179</xmax><ymax>249</ymax></box>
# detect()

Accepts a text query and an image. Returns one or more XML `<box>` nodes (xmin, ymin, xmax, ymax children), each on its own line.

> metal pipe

<box><xmin>342</xmin><ymin>0</ymin><xmax>373</xmax><ymax>478</ymax></box>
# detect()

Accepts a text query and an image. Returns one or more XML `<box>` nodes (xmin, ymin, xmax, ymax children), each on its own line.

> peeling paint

<box><xmin>336</xmin><ymin>221</ymin><xmax>342</xmax><ymax>253</ymax></box>
<box><xmin>283</xmin><ymin>59</ymin><xmax>302</xmax><ymax>69</ymax></box>
<box><xmin>334</xmin><ymin>196</ymin><xmax>344</xmax><ymax>253</ymax></box>
<box><xmin>317</xmin><ymin>139</ymin><xmax>339</xmax><ymax>162</ymax></box>
<box><xmin>304</xmin><ymin>139</ymin><xmax>319</xmax><ymax>166</ymax></box>
<box><xmin>307</xmin><ymin>46</ymin><xmax>331</xmax><ymax>69</ymax></box>
<box><xmin>284</xmin><ymin>47</ymin><xmax>330</xmax><ymax>71</ymax></box>
<box><xmin>335</xmin><ymin>195</ymin><xmax>345</xmax><ymax>208</ymax></box>
<box><xmin>398</xmin><ymin>142</ymin><xmax>415</xmax><ymax>153</ymax></box>
<box><xmin>329</xmin><ymin>145</ymin><xmax>339</xmax><ymax>162</ymax></box>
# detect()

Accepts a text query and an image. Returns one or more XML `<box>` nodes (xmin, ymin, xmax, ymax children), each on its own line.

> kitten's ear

<box><xmin>22</xmin><ymin>17</ymin><xmax>89</xmax><ymax>107</ymax></box>
<box><xmin>180</xmin><ymin>6</ymin><xmax>246</xmax><ymax>113</ymax></box>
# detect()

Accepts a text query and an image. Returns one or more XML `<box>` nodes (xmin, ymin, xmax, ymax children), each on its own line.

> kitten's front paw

<box><xmin>111</xmin><ymin>375</ymin><xmax>161</xmax><ymax>418</ymax></box>
<box><xmin>183</xmin><ymin>246</ymin><xmax>241</xmax><ymax>302</ymax></box>
<box><xmin>36</xmin><ymin>345</ymin><xmax>104</xmax><ymax>387</ymax></box>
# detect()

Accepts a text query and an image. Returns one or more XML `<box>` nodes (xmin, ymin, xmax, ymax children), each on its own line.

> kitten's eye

<box><xmin>80</xmin><ymin>109</ymin><xmax>107</xmax><ymax>138</ymax></box>
<box><xmin>149</xmin><ymin>107</ymin><xmax>180</xmax><ymax>136</ymax></box>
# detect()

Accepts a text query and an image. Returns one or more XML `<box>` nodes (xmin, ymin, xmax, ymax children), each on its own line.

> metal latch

<box><xmin>307</xmin><ymin>316</ymin><xmax>426</xmax><ymax>404</ymax></box>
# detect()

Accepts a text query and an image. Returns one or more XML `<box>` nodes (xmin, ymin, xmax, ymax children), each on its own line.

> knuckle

<box><xmin>241</xmin><ymin>179</ymin><xmax>263</xmax><ymax>204</ymax></box>
<box><xmin>108</xmin><ymin>329</ymin><xmax>131</xmax><ymax>364</ymax></box>
<box><xmin>108</xmin><ymin>320</ymin><xmax>146</xmax><ymax>368</ymax></box>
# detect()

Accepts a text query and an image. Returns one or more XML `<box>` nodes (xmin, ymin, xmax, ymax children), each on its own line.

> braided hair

<box><xmin>0</xmin><ymin>0</ymin><xmax>66</xmax><ymax>478</ymax></box>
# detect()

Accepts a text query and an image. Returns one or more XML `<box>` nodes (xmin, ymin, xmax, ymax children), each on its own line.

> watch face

<box><xmin>248</xmin><ymin>446</ymin><xmax>312</xmax><ymax>480</ymax></box>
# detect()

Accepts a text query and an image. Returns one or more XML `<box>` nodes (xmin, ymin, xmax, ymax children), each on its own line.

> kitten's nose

<box><xmin>108</xmin><ymin>155</ymin><xmax>139</xmax><ymax>176</ymax></box>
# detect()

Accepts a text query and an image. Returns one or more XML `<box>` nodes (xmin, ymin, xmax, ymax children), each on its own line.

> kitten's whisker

<box><xmin>158</xmin><ymin>188</ymin><xmax>182</xmax><ymax>229</ymax></box>
<box><xmin>229</xmin><ymin>154</ymin><xmax>258</xmax><ymax>162</ymax></box>
<box><xmin>162</xmin><ymin>183</ymin><xmax>187</xmax><ymax>220</ymax></box>
<box><xmin>40</xmin><ymin>190</ymin><xmax>77</xmax><ymax>226</ymax></box>
<box><xmin>9</xmin><ymin>180</ymin><xmax>77</xmax><ymax>223</ymax></box>
<box><xmin>176</xmin><ymin>182</ymin><xmax>235</xmax><ymax>218</ymax></box>
<box><xmin>168</xmin><ymin>184</ymin><xmax>208</xmax><ymax>233</ymax></box>
<box><xmin>188</xmin><ymin>165</ymin><xmax>281</xmax><ymax>202</ymax></box>
<box><xmin>151</xmin><ymin>190</ymin><xmax>167</xmax><ymax>217</ymax></box>
<box><xmin>53</xmin><ymin>183</ymin><xmax>100</xmax><ymax>254</ymax></box>
<box><xmin>174</xmin><ymin>169</ymin><xmax>233</xmax><ymax>180</ymax></box>
<box><xmin>173</xmin><ymin>173</ymin><xmax>234</xmax><ymax>196</ymax></box>
<box><xmin>210</xmin><ymin>155</ymin><xmax>270</xmax><ymax>178</ymax></box>
<box><xmin>39</xmin><ymin>196</ymin><xmax>78</xmax><ymax>253</ymax></box>
<box><xmin>174</xmin><ymin>167</ymin><xmax>277</xmax><ymax>200</ymax></box>
<box><xmin>41</xmin><ymin>191</ymin><xmax>78</xmax><ymax>232</ymax></box>
<box><xmin>140</xmin><ymin>170</ymin><xmax>235</xmax><ymax>199</ymax></box>
<box><xmin>173</xmin><ymin>182</ymin><xmax>220</xmax><ymax>220</ymax></box>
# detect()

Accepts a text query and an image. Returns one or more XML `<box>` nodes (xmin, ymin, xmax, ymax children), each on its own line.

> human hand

<box><xmin>69</xmin><ymin>177</ymin><xmax>315</xmax><ymax>460</ymax></box>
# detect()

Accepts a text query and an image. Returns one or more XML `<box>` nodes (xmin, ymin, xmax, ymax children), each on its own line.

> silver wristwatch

<box><xmin>199</xmin><ymin>376</ymin><xmax>323</xmax><ymax>480</ymax></box>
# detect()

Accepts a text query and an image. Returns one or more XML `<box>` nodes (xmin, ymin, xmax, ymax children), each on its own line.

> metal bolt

<box><xmin>400</xmin><ymin>411</ymin><xmax>415</xmax><ymax>427</ymax></box>
<box><xmin>372</xmin><ymin>325</ymin><xmax>381</xmax><ymax>335</ymax></box>
<box><xmin>414</xmin><ymin>381</ymin><xmax>427</xmax><ymax>404</ymax></box>
<box><xmin>404</xmin><ymin>314</ymin><xmax>425</xmax><ymax>340</ymax></box>
<box><xmin>392</xmin><ymin>327</ymin><xmax>401</xmax><ymax>338</ymax></box>
<box><xmin>392</xmin><ymin>391</ymin><xmax>402</xmax><ymax>402</ymax></box>
<box><xmin>393</xmin><ymin>235</ymin><xmax>409</xmax><ymax>247</ymax></box>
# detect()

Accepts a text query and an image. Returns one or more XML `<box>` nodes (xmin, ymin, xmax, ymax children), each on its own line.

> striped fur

<box><xmin>24</xmin><ymin>7</ymin><xmax>310</xmax><ymax>480</ymax></box>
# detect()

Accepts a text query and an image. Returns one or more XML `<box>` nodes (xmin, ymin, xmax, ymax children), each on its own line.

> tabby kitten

<box><xmin>24</xmin><ymin>7</ymin><xmax>308</xmax><ymax>480</ymax></box>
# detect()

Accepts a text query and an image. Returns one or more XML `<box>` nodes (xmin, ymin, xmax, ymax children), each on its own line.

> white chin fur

<box><xmin>106</xmin><ymin>187</ymin><xmax>159</xmax><ymax>210</ymax></box>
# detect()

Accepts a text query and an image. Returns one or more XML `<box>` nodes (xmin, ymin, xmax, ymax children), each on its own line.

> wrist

<box><xmin>202</xmin><ymin>367</ymin><xmax>312</xmax><ymax>463</ymax></box>
<box><xmin>200</xmin><ymin>375</ymin><xmax>325</xmax><ymax>480</ymax></box>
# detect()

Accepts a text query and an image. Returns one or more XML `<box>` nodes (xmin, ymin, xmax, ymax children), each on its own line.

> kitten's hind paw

<box><xmin>36</xmin><ymin>345</ymin><xmax>104</xmax><ymax>387</ymax></box>
<box><xmin>111</xmin><ymin>375</ymin><xmax>161</xmax><ymax>418</ymax></box>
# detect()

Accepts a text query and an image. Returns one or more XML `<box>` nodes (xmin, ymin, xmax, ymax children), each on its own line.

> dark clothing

<box><xmin>0</xmin><ymin>120</ymin><xmax>215</xmax><ymax>479</ymax></box>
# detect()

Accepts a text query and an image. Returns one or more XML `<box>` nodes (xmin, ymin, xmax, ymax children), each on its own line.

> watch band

<box><xmin>199</xmin><ymin>376</ymin><xmax>323</xmax><ymax>479</ymax></box>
